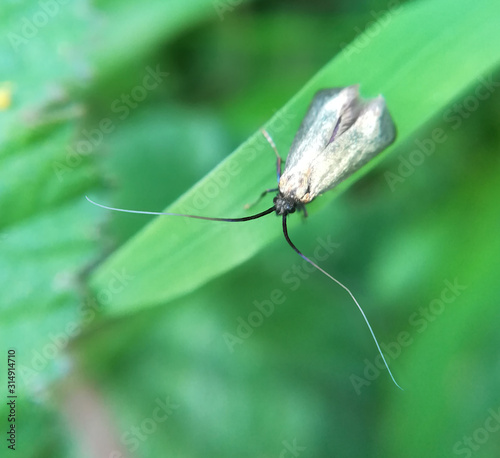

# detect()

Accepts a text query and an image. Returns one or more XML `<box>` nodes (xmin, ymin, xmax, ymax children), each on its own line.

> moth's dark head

<box><xmin>273</xmin><ymin>192</ymin><xmax>299</xmax><ymax>216</ymax></box>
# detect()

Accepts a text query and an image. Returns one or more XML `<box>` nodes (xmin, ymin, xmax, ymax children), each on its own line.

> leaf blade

<box><xmin>89</xmin><ymin>0</ymin><xmax>500</xmax><ymax>315</ymax></box>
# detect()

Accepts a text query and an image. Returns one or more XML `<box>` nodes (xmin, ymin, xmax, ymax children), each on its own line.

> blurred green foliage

<box><xmin>1</xmin><ymin>0</ymin><xmax>500</xmax><ymax>457</ymax></box>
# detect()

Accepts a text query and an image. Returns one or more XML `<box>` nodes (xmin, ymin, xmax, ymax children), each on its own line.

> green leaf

<box><xmin>380</xmin><ymin>139</ymin><xmax>500</xmax><ymax>457</ymax></box>
<box><xmin>90</xmin><ymin>0</ymin><xmax>229</xmax><ymax>76</ymax></box>
<box><xmin>89</xmin><ymin>0</ymin><xmax>500</xmax><ymax>316</ymax></box>
<box><xmin>0</xmin><ymin>0</ymin><xmax>99</xmax><ymax>380</ymax></box>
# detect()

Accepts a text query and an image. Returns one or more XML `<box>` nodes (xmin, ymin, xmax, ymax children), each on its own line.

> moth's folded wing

<box><xmin>308</xmin><ymin>95</ymin><xmax>396</xmax><ymax>197</ymax></box>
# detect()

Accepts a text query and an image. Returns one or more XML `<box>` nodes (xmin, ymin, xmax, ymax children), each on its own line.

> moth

<box><xmin>87</xmin><ymin>85</ymin><xmax>401</xmax><ymax>389</ymax></box>
<box><xmin>276</xmin><ymin>85</ymin><xmax>395</xmax><ymax>213</ymax></box>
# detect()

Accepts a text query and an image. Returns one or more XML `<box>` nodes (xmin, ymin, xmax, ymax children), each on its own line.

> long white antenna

<box><xmin>86</xmin><ymin>194</ymin><xmax>403</xmax><ymax>390</ymax></box>
<box><xmin>282</xmin><ymin>216</ymin><xmax>403</xmax><ymax>390</ymax></box>
<box><xmin>85</xmin><ymin>196</ymin><xmax>275</xmax><ymax>222</ymax></box>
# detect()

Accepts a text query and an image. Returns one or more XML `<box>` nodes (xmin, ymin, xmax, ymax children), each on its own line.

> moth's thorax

<box><xmin>278</xmin><ymin>170</ymin><xmax>314</xmax><ymax>205</ymax></box>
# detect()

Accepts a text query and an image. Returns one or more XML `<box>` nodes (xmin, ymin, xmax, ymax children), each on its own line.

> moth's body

<box><xmin>274</xmin><ymin>85</ymin><xmax>396</xmax><ymax>216</ymax></box>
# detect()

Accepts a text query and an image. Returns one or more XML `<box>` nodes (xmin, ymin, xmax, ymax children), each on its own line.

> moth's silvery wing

<box><xmin>279</xmin><ymin>85</ymin><xmax>396</xmax><ymax>204</ymax></box>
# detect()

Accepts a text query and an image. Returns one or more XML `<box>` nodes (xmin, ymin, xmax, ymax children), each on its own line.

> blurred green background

<box><xmin>2</xmin><ymin>0</ymin><xmax>500</xmax><ymax>457</ymax></box>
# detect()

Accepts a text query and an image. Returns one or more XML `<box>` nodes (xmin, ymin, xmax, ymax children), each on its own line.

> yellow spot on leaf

<box><xmin>0</xmin><ymin>83</ymin><xmax>13</xmax><ymax>110</ymax></box>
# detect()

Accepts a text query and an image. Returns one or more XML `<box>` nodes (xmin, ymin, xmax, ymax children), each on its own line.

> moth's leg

<box><xmin>244</xmin><ymin>129</ymin><xmax>282</xmax><ymax>209</ymax></box>
<box><xmin>260</xmin><ymin>129</ymin><xmax>282</xmax><ymax>182</ymax></box>
<box><xmin>244</xmin><ymin>187</ymin><xmax>279</xmax><ymax>210</ymax></box>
